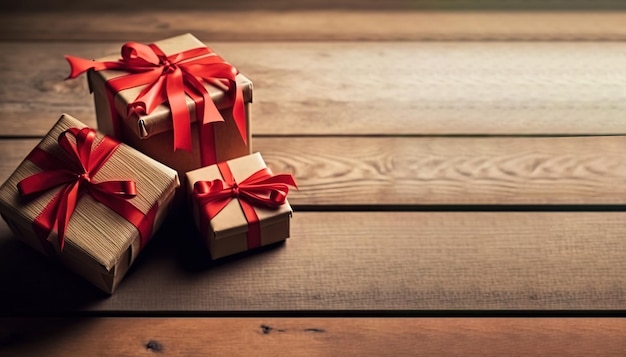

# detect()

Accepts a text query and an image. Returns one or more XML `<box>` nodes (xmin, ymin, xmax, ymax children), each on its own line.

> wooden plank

<box><xmin>3</xmin><ymin>11</ymin><xmax>626</xmax><ymax>42</ymax></box>
<box><xmin>3</xmin><ymin>41</ymin><xmax>626</xmax><ymax>137</ymax></box>
<box><xmin>2</xmin><ymin>318</ymin><xmax>626</xmax><ymax>356</ymax></box>
<box><xmin>1</xmin><ymin>212</ymin><xmax>625</xmax><ymax>313</ymax></box>
<box><xmin>261</xmin><ymin>136</ymin><xmax>626</xmax><ymax>205</ymax></box>
<box><xmin>3</xmin><ymin>136</ymin><xmax>626</xmax><ymax>205</ymax></box>
<box><xmin>4</xmin><ymin>0</ymin><xmax>626</xmax><ymax>12</ymax></box>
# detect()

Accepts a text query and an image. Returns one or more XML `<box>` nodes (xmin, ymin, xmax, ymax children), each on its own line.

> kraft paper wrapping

<box><xmin>186</xmin><ymin>153</ymin><xmax>292</xmax><ymax>260</ymax></box>
<box><xmin>88</xmin><ymin>33</ymin><xmax>252</xmax><ymax>175</ymax></box>
<box><xmin>0</xmin><ymin>114</ymin><xmax>179</xmax><ymax>293</ymax></box>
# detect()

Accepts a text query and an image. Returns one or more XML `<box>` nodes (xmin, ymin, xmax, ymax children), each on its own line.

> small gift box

<box><xmin>0</xmin><ymin>114</ymin><xmax>179</xmax><ymax>293</ymax></box>
<box><xmin>186</xmin><ymin>153</ymin><xmax>296</xmax><ymax>260</ymax></box>
<box><xmin>66</xmin><ymin>33</ymin><xmax>252</xmax><ymax>175</ymax></box>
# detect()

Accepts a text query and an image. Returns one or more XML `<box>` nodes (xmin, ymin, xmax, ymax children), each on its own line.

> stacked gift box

<box><xmin>0</xmin><ymin>33</ymin><xmax>296</xmax><ymax>294</ymax></box>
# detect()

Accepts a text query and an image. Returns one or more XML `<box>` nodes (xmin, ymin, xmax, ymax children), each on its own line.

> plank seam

<box><xmin>292</xmin><ymin>205</ymin><xmax>626</xmax><ymax>212</ymax></box>
<box><xmin>3</xmin><ymin>310</ymin><xmax>625</xmax><ymax>318</ymax></box>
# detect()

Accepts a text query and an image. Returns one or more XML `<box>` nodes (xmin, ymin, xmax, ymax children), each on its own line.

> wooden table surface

<box><xmin>1</xmin><ymin>1</ymin><xmax>626</xmax><ymax>355</ymax></box>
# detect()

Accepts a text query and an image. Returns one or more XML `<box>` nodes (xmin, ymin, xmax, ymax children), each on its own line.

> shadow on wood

<box><xmin>0</xmin><ymin>237</ymin><xmax>107</xmax><ymax>316</ymax></box>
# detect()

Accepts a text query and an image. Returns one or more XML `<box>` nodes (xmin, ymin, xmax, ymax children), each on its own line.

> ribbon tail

<box><xmin>183</xmin><ymin>73</ymin><xmax>221</xmax><ymax>165</ymax></box>
<box><xmin>184</xmin><ymin>73</ymin><xmax>223</xmax><ymax>125</ymax></box>
<box><xmin>65</xmin><ymin>55</ymin><xmax>98</xmax><ymax>79</ymax></box>
<box><xmin>166</xmin><ymin>69</ymin><xmax>193</xmax><ymax>152</ymax></box>
<box><xmin>232</xmin><ymin>84</ymin><xmax>247</xmax><ymax>145</ymax></box>
<box><xmin>65</xmin><ymin>55</ymin><xmax>125</xmax><ymax>80</ymax></box>
<box><xmin>202</xmin><ymin>91</ymin><xmax>223</xmax><ymax>126</ymax></box>
<box><xmin>32</xmin><ymin>190</ymin><xmax>63</xmax><ymax>250</ymax></box>
<box><xmin>55</xmin><ymin>183</ymin><xmax>81</xmax><ymax>251</ymax></box>
<box><xmin>184</xmin><ymin>79</ymin><xmax>215</xmax><ymax>165</ymax></box>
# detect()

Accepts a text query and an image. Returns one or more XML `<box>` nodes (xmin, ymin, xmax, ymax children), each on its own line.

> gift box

<box><xmin>186</xmin><ymin>153</ymin><xmax>296</xmax><ymax>260</ymax></box>
<box><xmin>66</xmin><ymin>33</ymin><xmax>252</xmax><ymax>176</ymax></box>
<box><xmin>0</xmin><ymin>114</ymin><xmax>179</xmax><ymax>293</ymax></box>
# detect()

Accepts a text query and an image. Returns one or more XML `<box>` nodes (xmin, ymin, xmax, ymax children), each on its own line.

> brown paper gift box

<box><xmin>88</xmin><ymin>33</ymin><xmax>253</xmax><ymax>176</ymax></box>
<box><xmin>0</xmin><ymin>114</ymin><xmax>179</xmax><ymax>294</ymax></box>
<box><xmin>186</xmin><ymin>153</ymin><xmax>293</xmax><ymax>260</ymax></box>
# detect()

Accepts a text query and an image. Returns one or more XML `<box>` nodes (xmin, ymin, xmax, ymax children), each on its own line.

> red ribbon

<box><xmin>65</xmin><ymin>41</ymin><xmax>247</xmax><ymax>163</ymax></box>
<box><xmin>193</xmin><ymin>162</ymin><xmax>296</xmax><ymax>250</ymax></box>
<box><xmin>17</xmin><ymin>127</ymin><xmax>156</xmax><ymax>251</ymax></box>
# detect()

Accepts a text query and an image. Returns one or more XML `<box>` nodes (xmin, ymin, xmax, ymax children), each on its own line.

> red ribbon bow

<box><xmin>17</xmin><ymin>127</ymin><xmax>154</xmax><ymax>251</ymax></box>
<box><xmin>65</xmin><ymin>41</ymin><xmax>247</xmax><ymax>155</ymax></box>
<box><xmin>193</xmin><ymin>162</ymin><xmax>296</xmax><ymax>249</ymax></box>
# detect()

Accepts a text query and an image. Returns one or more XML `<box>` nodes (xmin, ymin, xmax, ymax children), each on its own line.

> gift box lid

<box><xmin>88</xmin><ymin>33</ymin><xmax>253</xmax><ymax>139</ymax></box>
<box><xmin>0</xmin><ymin>114</ymin><xmax>179</xmax><ymax>271</ymax></box>
<box><xmin>186</xmin><ymin>152</ymin><xmax>293</xmax><ymax>240</ymax></box>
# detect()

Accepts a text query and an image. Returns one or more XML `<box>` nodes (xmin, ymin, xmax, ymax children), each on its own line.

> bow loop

<box><xmin>194</xmin><ymin>179</ymin><xmax>227</xmax><ymax>195</ymax></box>
<box><xmin>269</xmin><ymin>189</ymin><xmax>287</xmax><ymax>205</ymax></box>
<box><xmin>58</xmin><ymin>127</ymin><xmax>97</xmax><ymax>173</ymax></box>
<box><xmin>236</xmin><ymin>181</ymin><xmax>292</xmax><ymax>208</ymax></box>
<box><xmin>64</xmin><ymin>55</ymin><xmax>112</xmax><ymax>79</ymax></box>
<box><xmin>193</xmin><ymin>179</ymin><xmax>233</xmax><ymax>219</ymax></box>
<box><xmin>90</xmin><ymin>181</ymin><xmax>137</xmax><ymax>199</ymax></box>
<box><xmin>121</xmin><ymin>42</ymin><xmax>161</xmax><ymax>67</ymax></box>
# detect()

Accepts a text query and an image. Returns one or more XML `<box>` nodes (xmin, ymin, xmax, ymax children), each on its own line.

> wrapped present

<box><xmin>0</xmin><ymin>114</ymin><xmax>179</xmax><ymax>294</ymax></box>
<box><xmin>65</xmin><ymin>33</ymin><xmax>252</xmax><ymax>175</ymax></box>
<box><xmin>186</xmin><ymin>153</ymin><xmax>296</xmax><ymax>260</ymax></box>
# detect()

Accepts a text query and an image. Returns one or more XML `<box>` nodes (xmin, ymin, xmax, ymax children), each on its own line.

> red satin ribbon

<box><xmin>17</xmin><ymin>127</ymin><xmax>155</xmax><ymax>251</ymax></box>
<box><xmin>65</xmin><ymin>41</ymin><xmax>247</xmax><ymax>162</ymax></box>
<box><xmin>193</xmin><ymin>162</ymin><xmax>296</xmax><ymax>250</ymax></box>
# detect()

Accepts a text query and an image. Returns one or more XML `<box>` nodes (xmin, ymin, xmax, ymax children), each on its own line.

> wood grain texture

<box><xmin>1</xmin><ymin>211</ymin><xmax>625</xmax><ymax>313</ymax></box>
<box><xmin>3</xmin><ymin>136</ymin><xmax>626</xmax><ymax>205</ymax></box>
<box><xmin>2</xmin><ymin>318</ymin><xmax>626</xmax><ymax>356</ymax></box>
<box><xmin>261</xmin><ymin>136</ymin><xmax>626</xmax><ymax>205</ymax></box>
<box><xmin>3</xmin><ymin>41</ymin><xmax>626</xmax><ymax>137</ymax></box>
<box><xmin>3</xmin><ymin>11</ymin><xmax>626</xmax><ymax>42</ymax></box>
